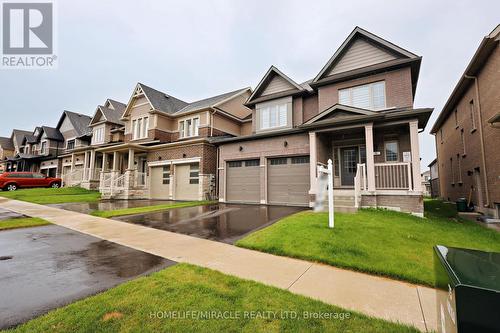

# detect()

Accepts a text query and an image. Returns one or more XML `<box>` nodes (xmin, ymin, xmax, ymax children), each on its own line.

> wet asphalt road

<box><xmin>112</xmin><ymin>203</ymin><xmax>306</xmax><ymax>244</ymax></box>
<box><xmin>0</xmin><ymin>225</ymin><xmax>175</xmax><ymax>329</ymax></box>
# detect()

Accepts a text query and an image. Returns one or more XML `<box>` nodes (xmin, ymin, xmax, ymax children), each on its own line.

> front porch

<box><xmin>309</xmin><ymin>119</ymin><xmax>423</xmax><ymax>216</ymax></box>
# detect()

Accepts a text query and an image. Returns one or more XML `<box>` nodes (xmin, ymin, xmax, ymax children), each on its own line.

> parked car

<box><xmin>0</xmin><ymin>172</ymin><xmax>62</xmax><ymax>191</ymax></box>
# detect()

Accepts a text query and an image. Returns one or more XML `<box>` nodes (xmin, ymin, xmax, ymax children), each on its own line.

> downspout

<box><xmin>464</xmin><ymin>75</ymin><xmax>489</xmax><ymax>207</ymax></box>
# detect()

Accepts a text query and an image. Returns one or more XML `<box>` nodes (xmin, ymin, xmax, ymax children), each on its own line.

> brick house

<box><xmin>430</xmin><ymin>24</ymin><xmax>500</xmax><ymax>218</ymax></box>
<box><xmin>215</xmin><ymin>27</ymin><xmax>433</xmax><ymax>216</ymax></box>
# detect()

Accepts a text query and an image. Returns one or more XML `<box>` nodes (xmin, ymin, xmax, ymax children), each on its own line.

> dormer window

<box><xmin>66</xmin><ymin>139</ymin><xmax>75</xmax><ymax>150</ymax></box>
<box><xmin>339</xmin><ymin>81</ymin><xmax>386</xmax><ymax>110</ymax></box>
<box><xmin>92</xmin><ymin>125</ymin><xmax>105</xmax><ymax>144</ymax></box>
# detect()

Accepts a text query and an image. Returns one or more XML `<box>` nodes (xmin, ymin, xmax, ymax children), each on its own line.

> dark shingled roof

<box><xmin>24</xmin><ymin>134</ymin><xmax>38</xmax><ymax>144</ymax></box>
<box><xmin>40</xmin><ymin>126</ymin><xmax>64</xmax><ymax>141</ymax></box>
<box><xmin>139</xmin><ymin>83</ymin><xmax>188</xmax><ymax>115</ymax></box>
<box><xmin>98</xmin><ymin>105</ymin><xmax>124</xmax><ymax>125</ymax></box>
<box><xmin>63</xmin><ymin>111</ymin><xmax>92</xmax><ymax>137</ymax></box>
<box><xmin>176</xmin><ymin>87</ymin><xmax>249</xmax><ymax>114</ymax></box>
<box><xmin>0</xmin><ymin>136</ymin><xmax>14</xmax><ymax>150</ymax></box>
<box><xmin>11</xmin><ymin>129</ymin><xmax>32</xmax><ymax>148</ymax></box>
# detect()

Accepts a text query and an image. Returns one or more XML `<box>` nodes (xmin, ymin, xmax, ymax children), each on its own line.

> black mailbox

<box><xmin>434</xmin><ymin>245</ymin><xmax>500</xmax><ymax>333</ymax></box>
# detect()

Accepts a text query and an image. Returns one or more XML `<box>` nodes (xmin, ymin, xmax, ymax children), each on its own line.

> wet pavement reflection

<box><xmin>0</xmin><ymin>225</ymin><xmax>175</xmax><ymax>329</ymax></box>
<box><xmin>113</xmin><ymin>203</ymin><xmax>306</xmax><ymax>244</ymax></box>
<box><xmin>48</xmin><ymin>199</ymin><xmax>174</xmax><ymax>214</ymax></box>
<box><xmin>0</xmin><ymin>207</ymin><xmax>26</xmax><ymax>221</ymax></box>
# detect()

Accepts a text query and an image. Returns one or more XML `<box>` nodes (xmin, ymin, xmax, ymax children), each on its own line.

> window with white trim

<box><xmin>338</xmin><ymin>81</ymin><xmax>386</xmax><ymax>110</ymax></box>
<box><xmin>132</xmin><ymin>116</ymin><xmax>149</xmax><ymax>140</ymax></box>
<box><xmin>40</xmin><ymin>141</ymin><xmax>48</xmax><ymax>154</ymax></box>
<box><xmin>259</xmin><ymin>103</ymin><xmax>288</xmax><ymax>130</ymax></box>
<box><xmin>179</xmin><ymin>117</ymin><xmax>200</xmax><ymax>139</ymax></box>
<box><xmin>189</xmin><ymin>163</ymin><xmax>199</xmax><ymax>184</ymax></box>
<box><xmin>92</xmin><ymin>126</ymin><xmax>105</xmax><ymax>144</ymax></box>
<box><xmin>66</xmin><ymin>139</ymin><xmax>75</xmax><ymax>150</ymax></box>
<box><xmin>469</xmin><ymin>100</ymin><xmax>476</xmax><ymax>131</ymax></box>
<box><xmin>384</xmin><ymin>141</ymin><xmax>398</xmax><ymax>162</ymax></box>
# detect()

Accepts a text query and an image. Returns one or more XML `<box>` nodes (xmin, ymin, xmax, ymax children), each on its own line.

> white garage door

<box><xmin>268</xmin><ymin>156</ymin><xmax>310</xmax><ymax>206</ymax></box>
<box><xmin>150</xmin><ymin>165</ymin><xmax>170</xmax><ymax>199</ymax></box>
<box><xmin>226</xmin><ymin>159</ymin><xmax>260</xmax><ymax>203</ymax></box>
<box><xmin>175</xmin><ymin>163</ymin><xmax>199</xmax><ymax>200</ymax></box>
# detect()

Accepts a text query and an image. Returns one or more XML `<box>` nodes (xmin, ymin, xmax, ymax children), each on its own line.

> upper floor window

<box><xmin>339</xmin><ymin>81</ymin><xmax>386</xmax><ymax>110</ymax></box>
<box><xmin>40</xmin><ymin>141</ymin><xmax>48</xmax><ymax>154</ymax></box>
<box><xmin>92</xmin><ymin>126</ymin><xmax>105</xmax><ymax>145</ymax></box>
<box><xmin>179</xmin><ymin>117</ymin><xmax>199</xmax><ymax>139</ymax></box>
<box><xmin>469</xmin><ymin>100</ymin><xmax>476</xmax><ymax>131</ymax></box>
<box><xmin>132</xmin><ymin>116</ymin><xmax>149</xmax><ymax>140</ymax></box>
<box><xmin>384</xmin><ymin>141</ymin><xmax>398</xmax><ymax>162</ymax></box>
<box><xmin>66</xmin><ymin>139</ymin><xmax>75</xmax><ymax>150</ymax></box>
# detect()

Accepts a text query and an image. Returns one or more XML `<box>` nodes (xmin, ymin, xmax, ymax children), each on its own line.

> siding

<box><xmin>261</xmin><ymin>74</ymin><xmax>296</xmax><ymax>96</ymax></box>
<box><xmin>327</xmin><ymin>38</ymin><xmax>397</xmax><ymax>76</ymax></box>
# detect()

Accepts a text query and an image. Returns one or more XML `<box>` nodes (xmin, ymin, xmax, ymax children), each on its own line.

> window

<box><xmin>162</xmin><ymin>166</ymin><xmax>170</xmax><ymax>185</ymax></box>
<box><xmin>291</xmin><ymin>156</ymin><xmax>310</xmax><ymax>164</ymax></box>
<box><xmin>259</xmin><ymin>103</ymin><xmax>288</xmax><ymax>130</ymax></box>
<box><xmin>33</xmin><ymin>173</ymin><xmax>45</xmax><ymax>179</ymax></box>
<box><xmin>270</xmin><ymin>157</ymin><xmax>287</xmax><ymax>165</ymax></box>
<box><xmin>457</xmin><ymin>154</ymin><xmax>462</xmax><ymax>183</ymax></box>
<box><xmin>450</xmin><ymin>157</ymin><xmax>455</xmax><ymax>184</ymax></box>
<box><xmin>339</xmin><ymin>81</ymin><xmax>386</xmax><ymax>110</ymax></box>
<box><xmin>92</xmin><ymin>126</ymin><xmax>105</xmax><ymax>144</ymax></box>
<box><xmin>40</xmin><ymin>141</ymin><xmax>47</xmax><ymax>154</ymax></box>
<box><xmin>66</xmin><ymin>139</ymin><xmax>75</xmax><ymax>150</ymax></box>
<box><xmin>454</xmin><ymin>109</ymin><xmax>458</xmax><ymax>127</ymax></box>
<box><xmin>179</xmin><ymin>117</ymin><xmax>200</xmax><ymax>138</ymax></box>
<box><xmin>461</xmin><ymin>129</ymin><xmax>466</xmax><ymax>156</ymax></box>
<box><xmin>228</xmin><ymin>161</ymin><xmax>242</xmax><ymax>168</ymax></box>
<box><xmin>469</xmin><ymin>100</ymin><xmax>476</xmax><ymax>131</ymax></box>
<box><xmin>245</xmin><ymin>159</ymin><xmax>260</xmax><ymax>167</ymax></box>
<box><xmin>384</xmin><ymin>141</ymin><xmax>398</xmax><ymax>162</ymax></box>
<box><xmin>359</xmin><ymin>146</ymin><xmax>367</xmax><ymax>164</ymax></box>
<box><xmin>189</xmin><ymin>163</ymin><xmax>199</xmax><ymax>184</ymax></box>
<box><xmin>132</xmin><ymin>116</ymin><xmax>149</xmax><ymax>140</ymax></box>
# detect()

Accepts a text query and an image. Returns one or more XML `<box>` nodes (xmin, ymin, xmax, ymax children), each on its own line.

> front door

<box><xmin>341</xmin><ymin>147</ymin><xmax>358</xmax><ymax>186</ymax></box>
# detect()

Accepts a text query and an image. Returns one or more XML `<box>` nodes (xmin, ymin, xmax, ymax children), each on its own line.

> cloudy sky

<box><xmin>1</xmin><ymin>0</ymin><xmax>499</xmax><ymax>168</ymax></box>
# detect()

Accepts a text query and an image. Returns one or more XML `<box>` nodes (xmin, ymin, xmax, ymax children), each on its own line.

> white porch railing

<box><xmin>99</xmin><ymin>172</ymin><xmax>126</xmax><ymax>196</ymax></box>
<box><xmin>374</xmin><ymin>162</ymin><xmax>412</xmax><ymax>190</ymax></box>
<box><xmin>83</xmin><ymin>168</ymin><xmax>102</xmax><ymax>181</ymax></box>
<box><xmin>354</xmin><ymin>163</ymin><xmax>366</xmax><ymax>208</ymax></box>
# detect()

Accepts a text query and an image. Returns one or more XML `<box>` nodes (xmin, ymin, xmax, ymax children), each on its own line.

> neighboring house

<box><xmin>215</xmin><ymin>27</ymin><xmax>433</xmax><ymax>216</ymax></box>
<box><xmin>421</xmin><ymin>170</ymin><xmax>431</xmax><ymax>196</ymax></box>
<box><xmin>78</xmin><ymin>83</ymin><xmax>252</xmax><ymax>200</ymax></box>
<box><xmin>1</xmin><ymin>129</ymin><xmax>33</xmax><ymax>172</ymax></box>
<box><xmin>0</xmin><ymin>136</ymin><xmax>15</xmax><ymax>173</ymax></box>
<box><xmin>428</xmin><ymin>158</ymin><xmax>439</xmax><ymax>198</ymax></box>
<box><xmin>430</xmin><ymin>24</ymin><xmax>500</xmax><ymax>218</ymax></box>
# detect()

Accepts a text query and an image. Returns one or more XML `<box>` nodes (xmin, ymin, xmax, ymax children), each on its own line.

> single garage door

<box><xmin>268</xmin><ymin>156</ymin><xmax>310</xmax><ymax>206</ymax></box>
<box><xmin>226</xmin><ymin>159</ymin><xmax>260</xmax><ymax>203</ymax></box>
<box><xmin>175</xmin><ymin>163</ymin><xmax>199</xmax><ymax>200</ymax></box>
<box><xmin>150</xmin><ymin>165</ymin><xmax>170</xmax><ymax>199</ymax></box>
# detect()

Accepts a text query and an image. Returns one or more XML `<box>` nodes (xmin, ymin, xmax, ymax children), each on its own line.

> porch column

<box><xmin>83</xmin><ymin>151</ymin><xmax>90</xmax><ymax>180</ymax></box>
<box><xmin>89</xmin><ymin>150</ymin><xmax>96</xmax><ymax>179</ymax></box>
<box><xmin>70</xmin><ymin>153</ymin><xmax>75</xmax><ymax>172</ymax></box>
<box><xmin>127</xmin><ymin>148</ymin><xmax>135</xmax><ymax>170</ymax></box>
<box><xmin>102</xmin><ymin>153</ymin><xmax>108</xmax><ymax>172</ymax></box>
<box><xmin>364</xmin><ymin>124</ymin><xmax>376</xmax><ymax>192</ymax></box>
<box><xmin>308</xmin><ymin>131</ymin><xmax>318</xmax><ymax>201</ymax></box>
<box><xmin>112</xmin><ymin>151</ymin><xmax>119</xmax><ymax>171</ymax></box>
<box><xmin>409</xmin><ymin>120</ymin><xmax>422</xmax><ymax>192</ymax></box>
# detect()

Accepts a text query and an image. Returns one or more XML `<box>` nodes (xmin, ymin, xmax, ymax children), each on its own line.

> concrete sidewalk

<box><xmin>0</xmin><ymin>198</ymin><xmax>440</xmax><ymax>332</ymax></box>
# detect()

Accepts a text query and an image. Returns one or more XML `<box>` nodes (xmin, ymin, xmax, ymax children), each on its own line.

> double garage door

<box><xmin>226</xmin><ymin>156</ymin><xmax>310</xmax><ymax>206</ymax></box>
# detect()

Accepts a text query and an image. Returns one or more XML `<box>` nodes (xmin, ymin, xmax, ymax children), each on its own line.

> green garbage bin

<box><xmin>456</xmin><ymin>198</ymin><xmax>467</xmax><ymax>212</ymax></box>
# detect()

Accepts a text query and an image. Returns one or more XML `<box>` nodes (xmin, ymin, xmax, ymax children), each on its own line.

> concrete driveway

<box><xmin>112</xmin><ymin>203</ymin><xmax>306</xmax><ymax>243</ymax></box>
<box><xmin>0</xmin><ymin>224</ymin><xmax>175</xmax><ymax>329</ymax></box>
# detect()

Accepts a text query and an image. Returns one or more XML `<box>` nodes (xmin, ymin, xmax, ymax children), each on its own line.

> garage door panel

<box><xmin>150</xmin><ymin>166</ymin><xmax>170</xmax><ymax>199</ymax></box>
<box><xmin>226</xmin><ymin>160</ymin><xmax>260</xmax><ymax>203</ymax></box>
<box><xmin>268</xmin><ymin>156</ymin><xmax>310</xmax><ymax>206</ymax></box>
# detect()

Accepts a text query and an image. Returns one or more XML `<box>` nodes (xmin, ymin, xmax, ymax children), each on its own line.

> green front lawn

<box><xmin>91</xmin><ymin>200</ymin><xmax>216</xmax><ymax>218</ymax></box>
<box><xmin>5</xmin><ymin>264</ymin><xmax>418</xmax><ymax>333</ymax></box>
<box><xmin>0</xmin><ymin>217</ymin><xmax>50</xmax><ymax>231</ymax></box>
<box><xmin>0</xmin><ymin>187</ymin><xmax>100</xmax><ymax>204</ymax></box>
<box><xmin>237</xmin><ymin>200</ymin><xmax>500</xmax><ymax>287</ymax></box>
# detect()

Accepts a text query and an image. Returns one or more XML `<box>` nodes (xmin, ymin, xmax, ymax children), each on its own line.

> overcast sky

<box><xmin>1</xmin><ymin>0</ymin><xmax>499</xmax><ymax>168</ymax></box>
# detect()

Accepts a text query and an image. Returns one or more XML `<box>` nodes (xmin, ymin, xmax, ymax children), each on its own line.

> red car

<box><xmin>0</xmin><ymin>172</ymin><xmax>62</xmax><ymax>191</ymax></box>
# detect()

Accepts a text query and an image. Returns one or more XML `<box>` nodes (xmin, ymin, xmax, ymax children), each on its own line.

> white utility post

<box><xmin>317</xmin><ymin>159</ymin><xmax>334</xmax><ymax>228</ymax></box>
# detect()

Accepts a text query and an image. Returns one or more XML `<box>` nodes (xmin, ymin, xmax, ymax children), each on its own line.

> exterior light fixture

<box><xmin>239</xmin><ymin>146</ymin><xmax>243</xmax><ymax>151</ymax></box>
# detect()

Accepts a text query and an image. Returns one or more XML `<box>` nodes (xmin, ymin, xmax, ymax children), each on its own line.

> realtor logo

<box><xmin>1</xmin><ymin>1</ymin><xmax>57</xmax><ymax>68</ymax></box>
